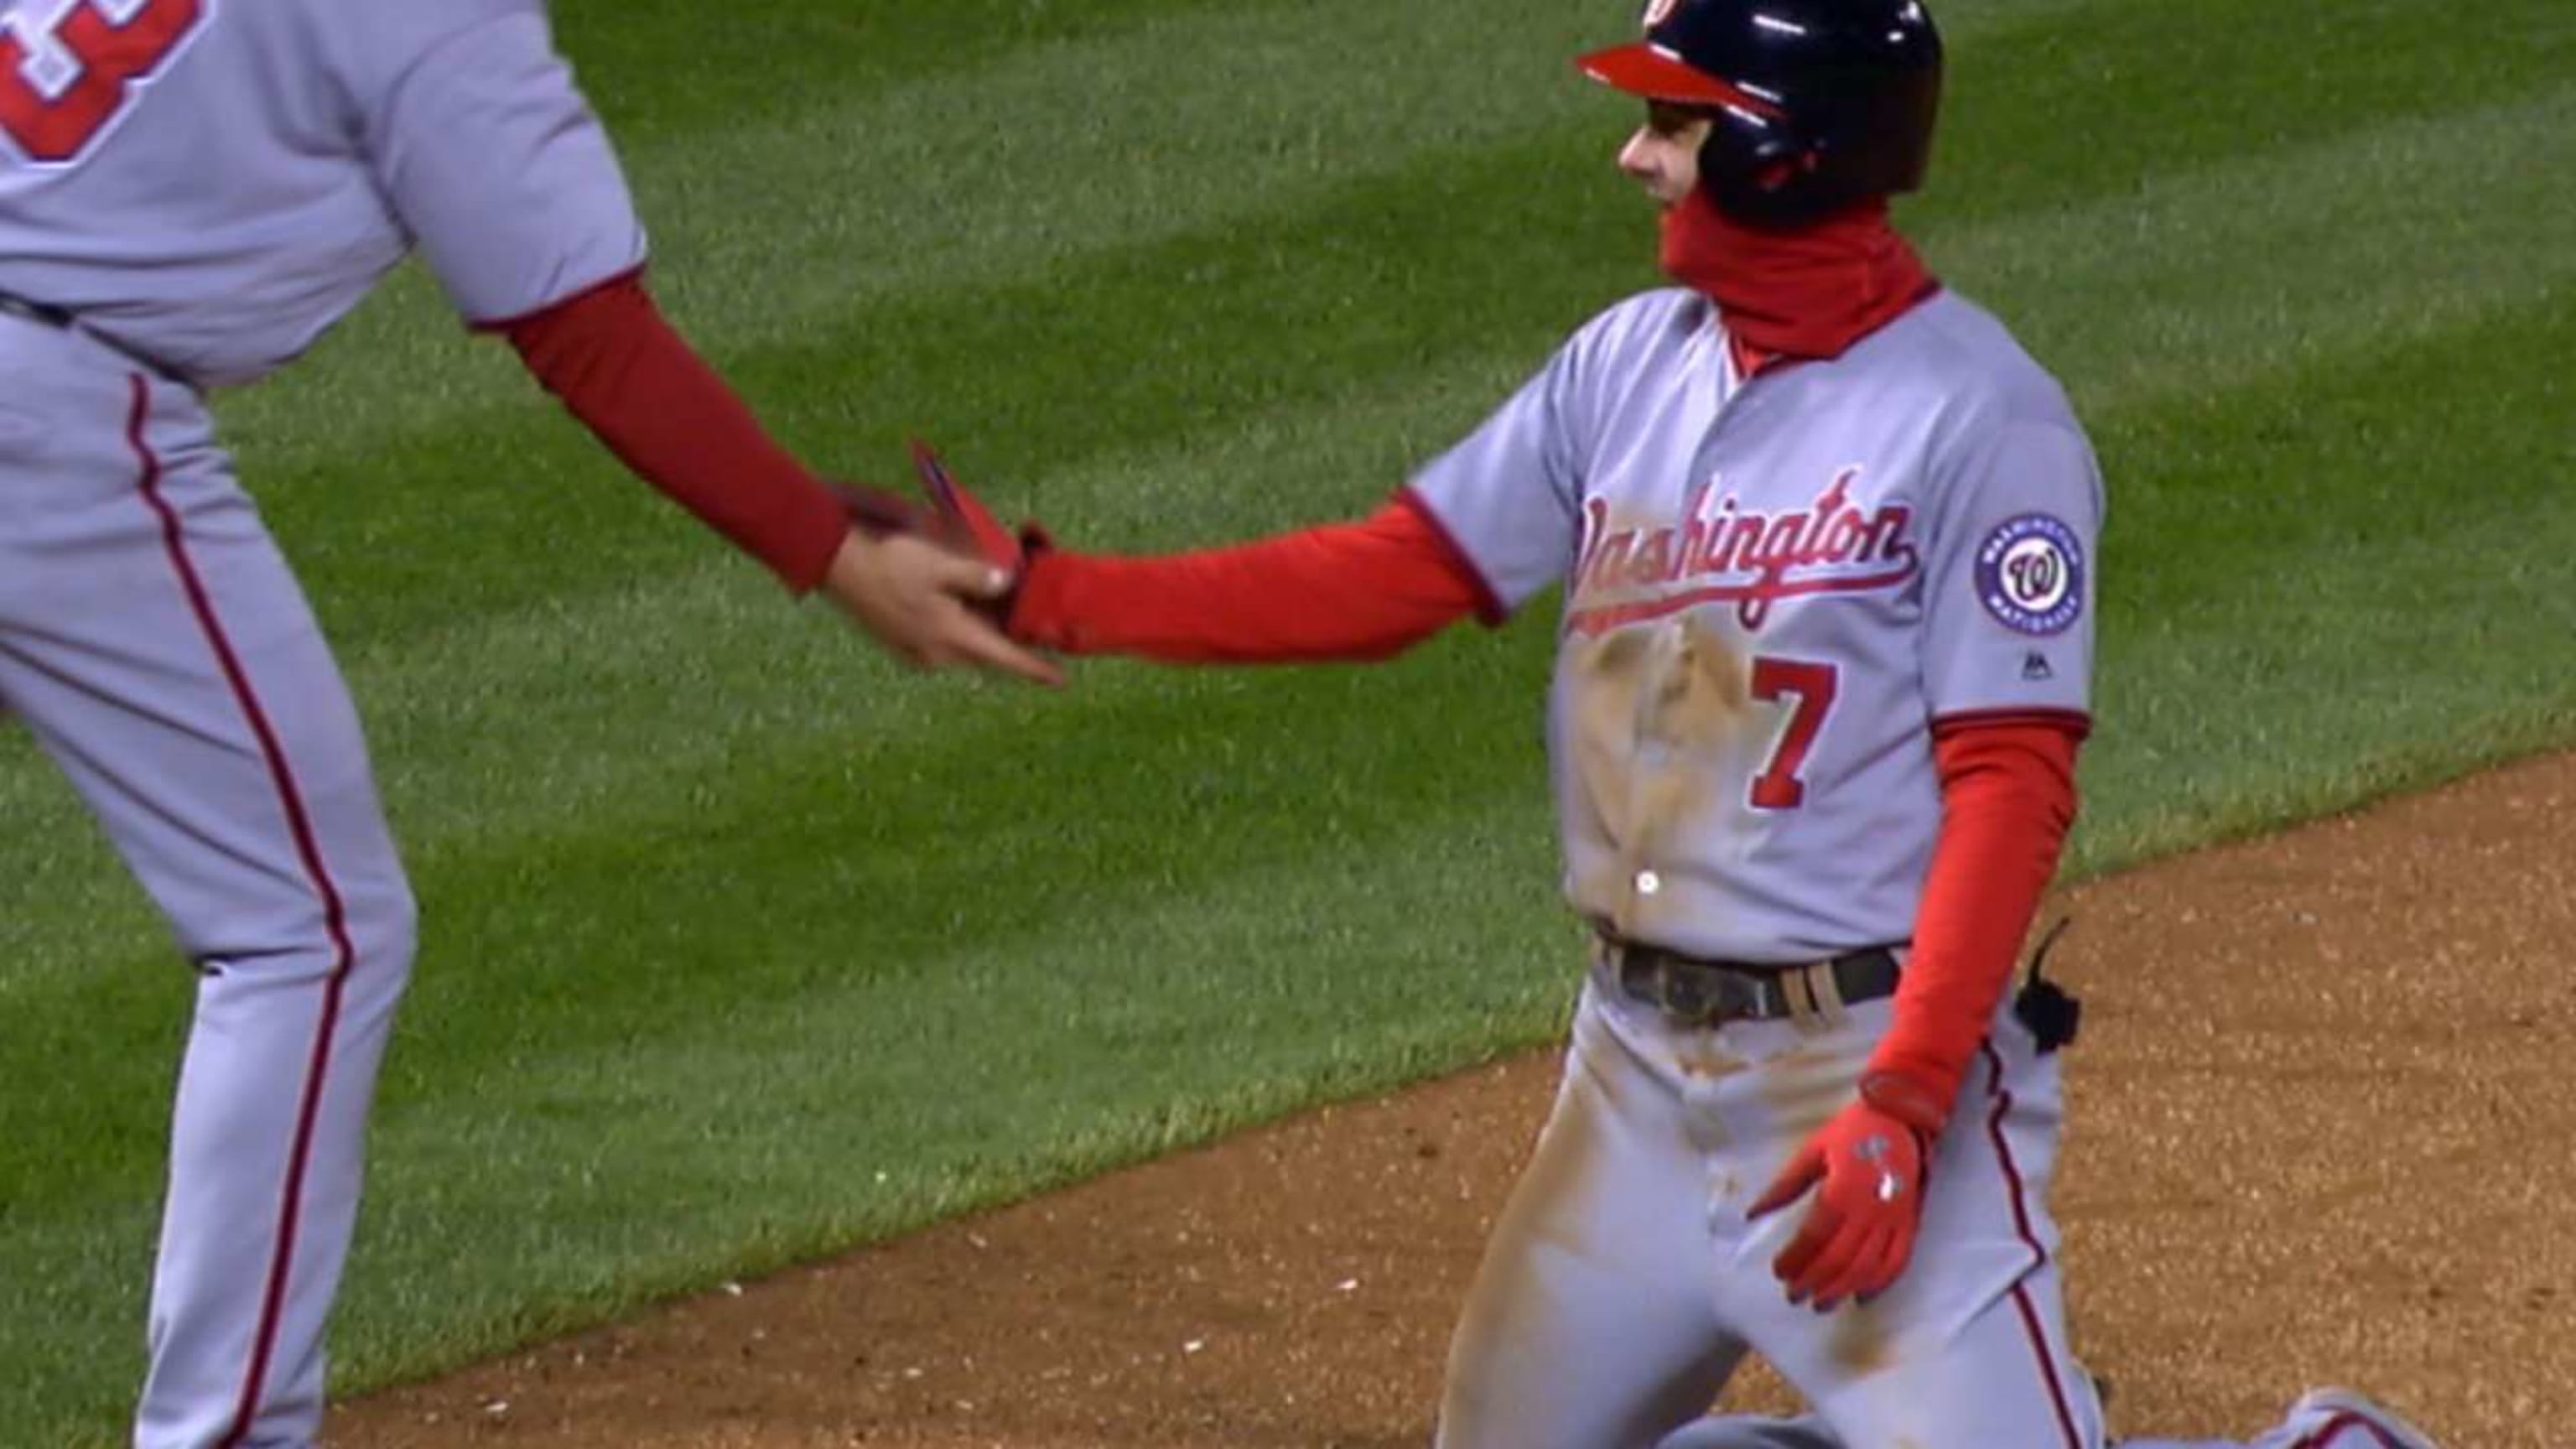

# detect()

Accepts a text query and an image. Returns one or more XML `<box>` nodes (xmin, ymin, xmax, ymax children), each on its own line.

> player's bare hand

<box><xmin>1746</xmin><ymin>1099</ymin><xmax>1928</xmax><ymax>1311</ymax></box>
<box><xmin>819</xmin><ymin>528</ymin><xmax>1065</xmax><ymax>686</ymax></box>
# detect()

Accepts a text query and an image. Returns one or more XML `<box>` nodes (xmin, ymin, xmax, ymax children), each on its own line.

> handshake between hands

<box><xmin>814</xmin><ymin>439</ymin><xmax>1062</xmax><ymax>687</ymax></box>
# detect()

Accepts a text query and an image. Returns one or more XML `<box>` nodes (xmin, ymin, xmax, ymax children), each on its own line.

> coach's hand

<box><xmin>1748</xmin><ymin>1098</ymin><xmax>1929</xmax><ymax>1311</ymax></box>
<box><xmin>820</xmin><ymin>527</ymin><xmax>1064</xmax><ymax>686</ymax></box>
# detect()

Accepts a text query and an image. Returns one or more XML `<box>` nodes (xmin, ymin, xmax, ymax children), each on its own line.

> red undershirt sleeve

<box><xmin>485</xmin><ymin>268</ymin><xmax>849</xmax><ymax>593</ymax></box>
<box><xmin>1859</xmin><ymin>716</ymin><xmax>2088</xmax><ymax>1135</ymax></box>
<box><xmin>1006</xmin><ymin>492</ymin><xmax>1494</xmax><ymax>664</ymax></box>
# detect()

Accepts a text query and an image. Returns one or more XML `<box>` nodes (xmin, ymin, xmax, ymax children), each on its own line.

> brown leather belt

<box><xmin>1597</xmin><ymin>932</ymin><xmax>1902</xmax><ymax>1027</ymax></box>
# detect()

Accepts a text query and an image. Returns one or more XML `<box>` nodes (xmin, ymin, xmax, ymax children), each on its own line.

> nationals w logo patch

<box><xmin>1975</xmin><ymin>512</ymin><xmax>2085</xmax><ymax>636</ymax></box>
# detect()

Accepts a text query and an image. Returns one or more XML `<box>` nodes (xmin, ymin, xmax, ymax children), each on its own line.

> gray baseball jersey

<box><xmin>0</xmin><ymin>3</ymin><xmax>641</xmax><ymax>1446</ymax></box>
<box><xmin>0</xmin><ymin>0</ymin><xmax>645</xmax><ymax>386</ymax></box>
<box><xmin>1409</xmin><ymin>287</ymin><xmax>2101</xmax><ymax>963</ymax></box>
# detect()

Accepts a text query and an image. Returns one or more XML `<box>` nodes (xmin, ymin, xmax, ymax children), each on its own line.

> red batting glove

<box><xmin>1746</xmin><ymin>1098</ymin><xmax>1929</xmax><ymax>1311</ymax></box>
<box><xmin>908</xmin><ymin>437</ymin><xmax>1038</xmax><ymax>575</ymax></box>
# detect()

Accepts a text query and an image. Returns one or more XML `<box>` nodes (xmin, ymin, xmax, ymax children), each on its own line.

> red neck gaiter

<box><xmin>1658</xmin><ymin>189</ymin><xmax>1938</xmax><ymax>364</ymax></box>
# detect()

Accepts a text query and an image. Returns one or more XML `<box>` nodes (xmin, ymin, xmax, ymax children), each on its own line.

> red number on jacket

<box><xmin>0</xmin><ymin>0</ymin><xmax>208</xmax><ymax>165</ymax></box>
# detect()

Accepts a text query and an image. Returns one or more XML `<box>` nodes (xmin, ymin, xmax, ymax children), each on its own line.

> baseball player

<box><xmin>0</xmin><ymin>2</ymin><xmax>1055</xmax><ymax>1446</ymax></box>
<box><xmin>949</xmin><ymin>1</ymin><xmax>2444</xmax><ymax>1445</ymax></box>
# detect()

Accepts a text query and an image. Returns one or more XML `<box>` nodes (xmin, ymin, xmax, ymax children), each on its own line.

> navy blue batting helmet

<box><xmin>1578</xmin><ymin>0</ymin><xmax>1944</xmax><ymax>227</ymax></box>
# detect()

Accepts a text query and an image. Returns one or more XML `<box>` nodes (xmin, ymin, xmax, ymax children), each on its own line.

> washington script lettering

<box><xmin>1566</xmin><ymin>468</ymin><xmax>1920</xmax><ymax>635</ymax></box>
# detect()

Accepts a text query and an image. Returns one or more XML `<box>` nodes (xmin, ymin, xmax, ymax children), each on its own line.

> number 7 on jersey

<box><xmin>1748</xmin><ymin>656</ymin><xmax>1838</xmax><ymax>811</ymax></box>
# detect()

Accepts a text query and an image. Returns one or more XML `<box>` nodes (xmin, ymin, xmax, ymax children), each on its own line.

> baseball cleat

<box><xmin>2288</xmin><ymin>1388</ymin><xmax>2440</xmax><ymax>1449</ymax></box>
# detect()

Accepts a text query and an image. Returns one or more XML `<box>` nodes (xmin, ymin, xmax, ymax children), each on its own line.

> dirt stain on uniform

<box><xmin>1675</xmin><ymin>1036</ymin><xmax>1725</xmax><ymax>1080</ymax></box>
<box><xmin>1438</xmin><ymin>1064</ymin><xmax>1609</xmax><ymax>1440</ymax></box>
<box><xmin>1568</xmin><ymin>626</ymin><xmax>1656</xmax><ymax>860</ymax></box>
<box><xmin>1566</xmin><ymin>616</ymin><xmax>1748</xmax><ymax>938</ymax></box>
<box><xmin>1757</xmin><ymin>1042</ymin><xmax>1862</xmax><ymax>1145</ymax></box>
<box><xmin>1826</xmin><ymin>1301</ymin><xmax>1897</xmax><ymax>1380</ymax></box>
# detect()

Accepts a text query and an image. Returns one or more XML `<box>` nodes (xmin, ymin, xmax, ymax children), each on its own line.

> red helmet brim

<box><xmin>1575</xmin><ymin>43</ymin><xmax>1786</xmax><ymax>118</ymax></box>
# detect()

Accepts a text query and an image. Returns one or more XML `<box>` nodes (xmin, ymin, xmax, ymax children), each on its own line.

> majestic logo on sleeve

<box><xmin>1974</xmin><ymin>512</ymin><xmax>2085</xmax><ymax>636</ymax></box>
<box><xmin>1566</xmin><ymin>468</ymin><xmax>1920</xmax><ymax>636</ymax></box>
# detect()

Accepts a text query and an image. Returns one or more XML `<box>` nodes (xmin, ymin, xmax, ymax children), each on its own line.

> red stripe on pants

<box><xmin>1977</xmin><ymin>1040</ymin><xmax>2083</xmax><ymax>1449</ymax></box>
<box><xmin>125</xmin><ymin>374</ymin><xmax>361</xmax><ymax>1449</ymax></box>
<box><xmin>2296</xmin><ymin>1412</ymin><xmax>2398</xmax><ymax>1448</ymax></box>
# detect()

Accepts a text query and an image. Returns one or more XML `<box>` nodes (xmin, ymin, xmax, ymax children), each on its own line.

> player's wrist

<box><xmin>1857</xmin><ymin>1067</ymin><xmax>1953</xmax><ymax>1139</ymax></box>
<box><xmin>1004</xmin><ymin>542</ymin><xmax>1081</xmax><ymax>649</ymax></box>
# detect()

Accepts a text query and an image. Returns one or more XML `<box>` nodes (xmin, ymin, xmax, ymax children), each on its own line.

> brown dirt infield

<box><xmin>331</xmin><ymin>753</ymin><xmax>2576</xmax><ymax>1448</ymax></box>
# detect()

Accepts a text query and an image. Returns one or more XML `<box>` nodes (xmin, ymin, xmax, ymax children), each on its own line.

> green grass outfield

<box><xmin>6</xmin><ymin>0</ymin><xmax>2573</xmax><ymax>1441</ymax></box>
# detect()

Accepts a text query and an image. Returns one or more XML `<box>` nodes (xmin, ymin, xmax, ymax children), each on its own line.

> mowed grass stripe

<box><xmin>1929</xmin><ymin>0</ymin><xmax>2576</xmax><ymax>221</ymax></box>
<box><xmin>217</xmin><ymin>0</ymin><xmax>2574</xmax><ymax>474</ymax></box>
<box><xmin>610</xmin><ymin>0</ymin><xmax>2181</xmax><ymax>338</ymax></box>
<box><xmin>545</xmin><ymin>0</ymin><xmax>1322</xmax><ymax>140</ymax></box>
<box><xmin>1950</xmin><ymin>86</ymin><xmax>2576</xmax><ymax>415</ymax></box>
<box><xmin>2074</xmin><ymin>290</ymin><xmax>2576</xmax><ymax>869</ymax></box>
<box><xmin>327</xmin><ymin>791</ymin><xmax>1571</xmax><ymax>1388</ymax></box>
<box><xmin>226</xmin><ymin>0</ymin><xmax>2143</xmax><ymax>465</ymax></box>
<box><xmin>231</xmin><ymin>26</ymin><xmax>2576</xmax><ymax>647</ymax></box>
<box><xmin>207</xmin><ymin>0</ymin><xmax>1618</xmax><ymax>465</ymax></box>
<box><xmin>217</xmin><ymin>118</ymin><xmax>1637</xmax><ymax>651</ymax></box>
<box><xmin>228</xmin><ymin>59</ymin><xmax>2576</xmax><ymax>662</ymax></box>
<box><xmin>2</xmin><ymin>620</ymin><xmax>1550</xmax><ymax>1166</ymax></box>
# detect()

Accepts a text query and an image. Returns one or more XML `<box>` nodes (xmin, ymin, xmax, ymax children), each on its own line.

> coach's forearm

<box><xmin>491</xmin><ymin>269</ymin><xmax>847</xmax><ymax>593</ymax></box>
<box><xmin>1008</xmin><ymin>495</ymin><xmax>1493</xmax><ymax>664</ymax></box>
